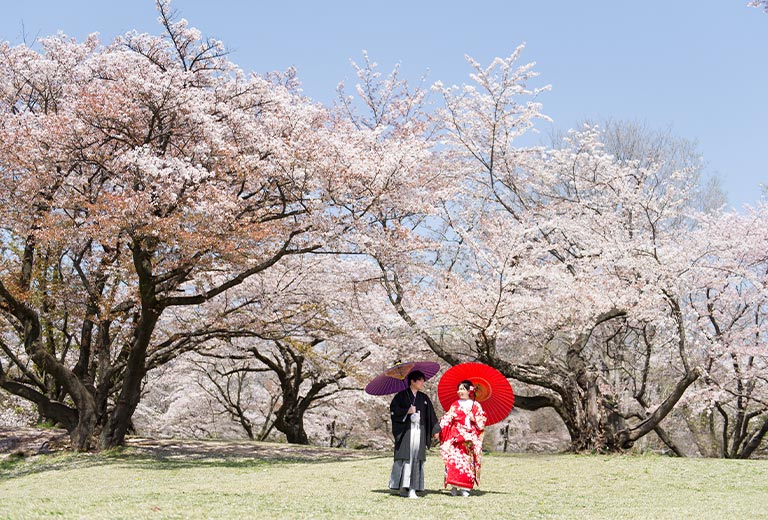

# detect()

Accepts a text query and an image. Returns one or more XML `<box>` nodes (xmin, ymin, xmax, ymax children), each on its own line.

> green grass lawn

<box><xmin>1</xmin><ymin>442</ymin><xmax>767</xmax><ymax>519</ymax></box>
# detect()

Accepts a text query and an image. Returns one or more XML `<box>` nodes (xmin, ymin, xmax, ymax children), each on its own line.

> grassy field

<box><xmin>1</xmin><ymin>441</ymin><xmax>767</xmax><ymax>519</ymax></box>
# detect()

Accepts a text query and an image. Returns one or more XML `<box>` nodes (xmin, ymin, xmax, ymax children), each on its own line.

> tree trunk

<box><xmin>98</xmin><ymin>241</ymin><xmax>162</xmax><ymax>450</ymax></box>
<box><xmin>555</xmin><ymin>372</ymin><xmax>627</xmax><ymax>452</ymax></box>
<box><xmin>274</xmin><ymin>402</ymin><xmax>309</xmax><ymax>445</ymax></box>
<box><xmin>481</xmin><ymin>315</ymin><xmax>698</xmax><ymax>453</ymax></box>
<box><xmin>738</xmin><ymin>418</ymin><xmax>768</xmax><ymax>459</ymax></box>
<box><xmin>98</xmin><ymin>329</ymin><xmax>153</xmax><ymax>449</ymax></box>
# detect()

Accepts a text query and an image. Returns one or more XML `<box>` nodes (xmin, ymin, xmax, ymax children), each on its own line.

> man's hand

<box><xmin>407</xmin><ymin>405</ymin><xmax>416</xmax><ymax>414</ymax></box>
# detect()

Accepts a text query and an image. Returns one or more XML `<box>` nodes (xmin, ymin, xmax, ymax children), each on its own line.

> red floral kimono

<box><xmin>439</xmin><ymin>399</ymin><xmax>486</xmax><ymax>490</ymax></box>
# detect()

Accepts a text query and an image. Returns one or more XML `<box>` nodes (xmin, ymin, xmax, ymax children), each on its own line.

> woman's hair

<box><xmin>458</xmin><ymin>379</ymin><xmax>474</xmax><ymax>391</ymax></box>
<box><xmin>407</xmin><ymin>370</ymin><xmax>426</xmax><ymax>383</ymax></box>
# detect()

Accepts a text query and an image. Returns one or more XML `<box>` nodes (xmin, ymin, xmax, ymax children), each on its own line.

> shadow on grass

<box><xmin>0</xmin><ymin>452</ymin><xmax>259</xmax><ymax>480</ymax></box>
<box><xmin>370</xmin><ymin>488</ymin><xmax>507</xmax><ymax>497</ymax></box>
<box><xmin>1</xmin><ymin>440</ymin><xmax>390</xmax><ymax>481</ymax></box>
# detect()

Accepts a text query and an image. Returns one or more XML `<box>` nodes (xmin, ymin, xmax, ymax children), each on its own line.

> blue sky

<box><xmin>1</xmin><ymin>1</ymin><xmax>766</xmax><ymax>210</ymax></box>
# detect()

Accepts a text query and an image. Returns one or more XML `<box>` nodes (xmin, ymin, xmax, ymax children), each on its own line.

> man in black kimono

<box><xmin>388</xmin><ymin>370</ymin><xmax>441</xmax><ymax>498</ymax></box>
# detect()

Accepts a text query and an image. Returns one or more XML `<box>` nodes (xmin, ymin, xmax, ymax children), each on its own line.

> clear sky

<box><xmin>1</xmin><ymin>1</ymin><xmax>766</xmax><ymax>210</ymax></box>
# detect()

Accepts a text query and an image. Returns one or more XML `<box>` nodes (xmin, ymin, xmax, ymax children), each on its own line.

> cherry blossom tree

<box><xmin>372</xmin><ymin>47</ymin><xmax>716</xmax><ymax>452</ymax></box>
<box><xmin>191</xmin><ymin>355</ymin><xmax>278</xmax><ymax>441</ymax></box>
<box><xmin>182</xmin><ymin>256</ymin><xmax>372</xmax><ymax>444</ymax></box>
<box><xmin>0</xmin><ymin>1</ymin><xmax>432</xmax><ymax>450</ymax></box>
<box><xmin>137</xmin><ymin>254</ymin><xmax>419</xmax><ymax>447</ymax></box>
<box><xmin>676</xmin><ymin>207</ymin><xmax>768</xmax><ymax>457</ymax></box>
<box><xmin>341</xmin><ymin>50</ymin><xmax>765</xmax><ymax>456</ymax></box>
<box><xmin>0</xmin><ymin>12</ymin><xmax>317</xmax><ymax>448</ymax></box>
<box><xmin>551</xmin><ymin>118</ymin><xmax>726</xmax><ymax>213</ymax></box>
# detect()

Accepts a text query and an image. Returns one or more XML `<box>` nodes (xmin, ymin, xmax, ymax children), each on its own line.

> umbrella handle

<box><xmin>403</xmin><ymin>392</ymin><xmax>417</xmax><ymax>422</ymax></box>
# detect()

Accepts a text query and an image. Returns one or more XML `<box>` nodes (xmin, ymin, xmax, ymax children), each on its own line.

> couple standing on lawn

<box><xmin>388</xmin><ymin>370</ymin><xmax>486</xmax><ymax>498</ymax></box>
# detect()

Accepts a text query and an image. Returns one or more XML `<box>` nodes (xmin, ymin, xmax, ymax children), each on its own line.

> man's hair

<box><xmin>407</xmin><ymin>370</ymin><xmax>426</xmax><ymax>383</ymax></box>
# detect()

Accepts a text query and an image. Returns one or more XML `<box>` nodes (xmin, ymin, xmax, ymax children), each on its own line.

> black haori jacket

<box><xmin>389</xmin><ymin>389</ymin><xmax>440</xmax><ymax>461</ymax></box>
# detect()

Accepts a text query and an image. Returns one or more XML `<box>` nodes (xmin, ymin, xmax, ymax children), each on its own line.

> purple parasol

<box><xmin>364</xmin><ymin>360</ymin><xmax>441</xmax><ymax>395</ymax></box>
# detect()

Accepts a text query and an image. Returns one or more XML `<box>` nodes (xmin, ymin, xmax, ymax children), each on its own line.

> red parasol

<box><xmin>437</xmin><ymin>362</ymin><xmax>514</xmax><ymax>425</ymax></box>
<box><xmin>364</xmin><ymin>360</ymin><xmax>441</xmax><ymax>395</ymax></box>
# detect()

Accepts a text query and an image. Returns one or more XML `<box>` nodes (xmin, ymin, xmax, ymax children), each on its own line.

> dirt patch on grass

<box><xmin>0</xmin><ymin>427</ymin><xmax>70</xmax><ymax>457</ymax></box>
